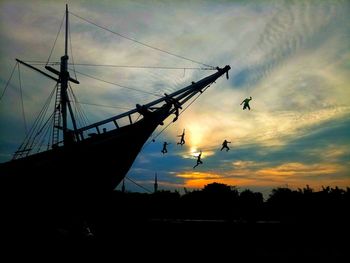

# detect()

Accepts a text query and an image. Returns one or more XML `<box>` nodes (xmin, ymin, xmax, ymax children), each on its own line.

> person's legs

<box><xmin>173</xmin><ymin>109</ymin><xmax>179</xmax><ymax>122</ymax></box>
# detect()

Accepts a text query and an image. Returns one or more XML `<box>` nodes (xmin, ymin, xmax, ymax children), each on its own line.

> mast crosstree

<box><xmin>16</xmin><ymin>4</ymin><xmax>80</xmax><ymax>147</ymax></box>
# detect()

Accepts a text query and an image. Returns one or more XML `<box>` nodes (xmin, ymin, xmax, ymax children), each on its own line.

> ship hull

<box><xmin>1</xmin><ymin>107</ymin><xmax>170</xmax><ymax>189</ymax></box>
<box><xmin>0</xmin><ymin>105</ymin><xmax>171</xmax><ymax>221</ymax></box>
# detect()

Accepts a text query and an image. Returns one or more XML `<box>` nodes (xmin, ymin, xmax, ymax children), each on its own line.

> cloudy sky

<box><xmin>0</xmin><ymin>0</ymin><xmax>349</xmax><ymax>196</ymax></box>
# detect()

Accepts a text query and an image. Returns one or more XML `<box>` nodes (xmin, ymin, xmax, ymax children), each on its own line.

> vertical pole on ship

<box><xmin>60</xmin><ymin>4</ymin><xmax>69</xmax><ymax>144</ymax></box>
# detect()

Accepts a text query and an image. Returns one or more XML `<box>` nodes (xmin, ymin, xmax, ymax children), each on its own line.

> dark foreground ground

<box><xmin>1</xmin><ymin>185</ymin><xmax>349</xmax><ymax>261</ymax></box>
<box><xmin>2</xmin><ymin>217</ymin><xmax>349</xmax><ymax>261</ymax></box>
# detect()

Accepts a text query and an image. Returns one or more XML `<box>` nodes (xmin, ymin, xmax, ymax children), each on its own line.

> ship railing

<box><xmin>13</xmin><ymin>148</ymin><xmax>32</xmax><ymax>159</ymax></box>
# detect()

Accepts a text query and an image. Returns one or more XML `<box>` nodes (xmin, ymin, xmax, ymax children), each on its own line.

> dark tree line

<box><xmin>4</xmin><ymin>182</ymin><xmax>349</xmax><ymax>240</ymax></box>
<box><xmin>105</xmin><ymin>183</ymin><xmax>350</xmax><ymax>224</ymax></box>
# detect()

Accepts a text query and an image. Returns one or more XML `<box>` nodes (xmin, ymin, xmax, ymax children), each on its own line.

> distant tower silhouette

<box><xmin>154</xmin><ymin>173</ymin><xmax>158</xmax><ymax>193</ymax></box>
<box><xmin>121</xmin><ymin>179</ymin><xmax>125</xmax><ymax>193</ymax></box>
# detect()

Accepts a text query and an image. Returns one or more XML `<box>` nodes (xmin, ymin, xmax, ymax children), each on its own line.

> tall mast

<box><xmin>15</xmin><ymin>4</ymin><xmax>80</xmax><ymax>149</ymax></box>
<box><xmin>65</xmin><ymin>4</ymin><xmax>68</xmax><ymax>56</ymax></box>
<box><xmin>60</xmin><ymin>4</ymin><xmax>69</xmax><ymax>143</ymax></box>
<box><xmin>60</xmin><ymin>4</ymin><xmax>79</xmax><ymax>144</ymax></box>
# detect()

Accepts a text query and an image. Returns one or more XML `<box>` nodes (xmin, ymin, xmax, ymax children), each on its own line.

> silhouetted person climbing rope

<box><xmin>193</xmin><ymin>150</ymin><xmax>203</xmax><ymax>169</ymax></box>
<box><xmin>161</xmin><ymin>142</ymin><xmax>170</xmax><ymax>154</ymax></box>
<box><xmin>220</xmin><ymin>139</ymin><xmax>231</xmax><ymax>152</ymax></box>
<box><xmin>240</xmin><ymin>96</ymin><xmax>252</xmax><ymax>110</ymax></box>
<box><xmin>164</xmin><ymin>93</ymin><xmax>182</xmax><ymax>122</ymax></box>
<box><xmin>177</xmin><ymin>129</ymin><xmax>185</xmax><ymax>146</ymax></box>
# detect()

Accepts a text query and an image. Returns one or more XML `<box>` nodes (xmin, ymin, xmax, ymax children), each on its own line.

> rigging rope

<box><xmin>68</xmin><ymin>83</ymin><xmax>90</xmax><ymax>126</ymax></box>
<box><xmin>125</xmin><ymin>85</ymin><xmax>212</xmax><ymax>191</ymax></box>
<box><xmin>68</xmin><ymin>16</ymin><xmax>78</xmax><ymax>80</ymax></box>
<box><xmin>125</xmin><ymin>176</ymin><xmax>152</xmax><ymax>193</ymax></box>
<box><xmin>26</xmin><ymin>96</ymin><xmax>56</xmax><ymax>152</ymax></box>
<box><xmin>47</xmin><ymin>116</ymin><xmax>54</xmax><ymax>150</ymax></box>
<box><xmin>23</xmin><ymin>61</ymin><xmax>215</xmax><ymax>71</ymax></box>
<box><xmin>69</xmin><ymin>11</ymin><xmax>215</xmax><ymax>69</ymax></box>
<box><xmin>46</xmin><ymin>12</ymin><xmax>65</xmax><ymax>65</ymax></box>
<box><xmin>36</xmin><ymin>114</ymin><xmax>54</xmax><ymax>152</ymax></box>
<box><xmin>67</xmin><ymin>86</ymin><xmax>83</xmax><ymax>128</ymax></box>
<box><xmin>17</xmin><ymin>64</ymin><xmax>27</xmax><ymax>134</ymax></box>
<box><xmin>139</xmin><ymin>83</ymin><xmax>212</xmax><ymax>154</ymax></box>
<box><xmin>71</xmin><ymin>68</ymin><xmax>163</xmax><ymax>97</ymax></box>
<box><xmin>151</xmin><ymin>84</ymin><xmax>211</xmax><ymax>143</ymax></box>
<box><xmin>69</xmin><ymin>64</ymin><xmax>215</xmax><ymax>70</ymax></box>
<box><xmin>72</xmin><ymin>101</ymin><xmax>132</xmax><ymax>110</ymax></box>
<box><xmin>15</xmin><ymin>84</ymin><xmax>57</xmax><ymax>158</ymax></box>
<box><xmin>0</xmin><ymin>62</ymin><xmax>18</xmax><ymax>101</ymax></box>
<box><xmin>31</xmin><ymin>111</ymin><xmax>55</xmax><ymax>150</ymax></box>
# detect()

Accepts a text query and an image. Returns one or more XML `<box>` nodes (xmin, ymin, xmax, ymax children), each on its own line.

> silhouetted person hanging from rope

<box><xmin>220</xmin><ymin>139</ymin><xmax>231</xmax><ymax>152</ymax></box>
<box><xmin>164</xmin><ymin>93</ymin><xmax>182</xmax><ymax>122</ymax></box>
<box><xmin>161</xmin><ymin>142</ymin><xmax>170</xmax><ymax>154</ymax></box>
<box><xmin>177</xmin><ymin>129</ymin><xmax>185</xmax><ymax>146</ymax></box>
<box><xmin>240</xmin><ymin>96</ymin><xmax>252</xmax><ymax>110</ymax></box>
<box><xmin>193</xmin><ymin>150</ymin><xmax>203</xmax><ymax>169</ymax></box>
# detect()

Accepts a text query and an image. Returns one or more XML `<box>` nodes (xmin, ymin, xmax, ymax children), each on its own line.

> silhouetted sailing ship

<box><xmin>0</xmin><ymin>5</ymin><xmax>230</xmax><ymax>201</ymax></box>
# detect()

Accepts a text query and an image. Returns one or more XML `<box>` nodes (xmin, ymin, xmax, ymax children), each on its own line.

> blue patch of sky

<box><xmin>246</xmin><ymin>117</ymin><xmax>350</xmax><ymax>166</ymax></box>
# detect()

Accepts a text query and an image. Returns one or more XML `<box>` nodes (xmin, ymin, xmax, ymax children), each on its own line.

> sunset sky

<box><xmin>0</xmin><ymin>0</ymin><xmax>349</xmax><ymax>196</ymax></box>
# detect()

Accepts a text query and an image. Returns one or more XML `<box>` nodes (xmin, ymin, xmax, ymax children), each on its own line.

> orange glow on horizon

<box><xmin>177</xmin><ymin>161</ymin><xmax>350</xmax><ymax>190</ymax></box>
<box><xmin>183</xmin><ymin>176</ymin><xmax>350</xmax><ymax>191</ymax></box>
